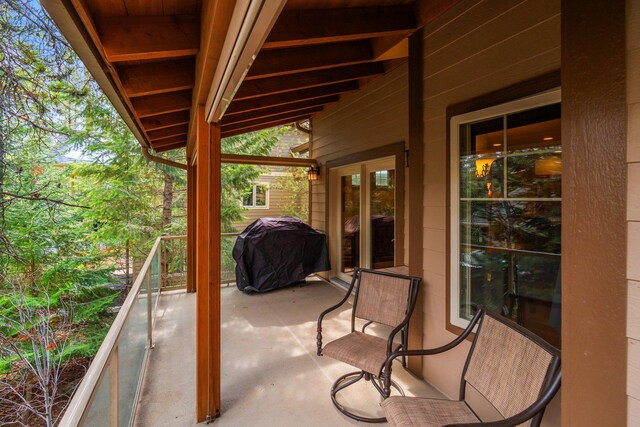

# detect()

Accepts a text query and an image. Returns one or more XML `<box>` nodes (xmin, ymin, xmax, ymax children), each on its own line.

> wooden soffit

<box><xmin>215</xmin><ymin>0</ymin><xmax>461</xmax><ymax>140</ymax></box>
<box><xmin>43</xmin><ymin>0</ymin><xmax>461</xmax><ymax>154</ymax></box>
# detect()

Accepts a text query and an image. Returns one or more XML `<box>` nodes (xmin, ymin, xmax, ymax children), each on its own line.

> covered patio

<box><xmin>43</xmin><ymin>0</ymin><xmax>638</xmax><ymax>426</ymax></box>
<box><xmin>133</xmin><ymin>279</ymin><xmax>443</xmax><ymax>427</ymax></box>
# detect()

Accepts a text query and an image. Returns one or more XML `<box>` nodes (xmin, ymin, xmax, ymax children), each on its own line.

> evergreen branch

<box><xmin>0</xmin><ymin>191</ymin><xmax>89</xmax><ymax>209</ymax></box>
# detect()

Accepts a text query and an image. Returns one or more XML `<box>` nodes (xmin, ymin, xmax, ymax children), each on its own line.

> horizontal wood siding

<box><xmin>420</xmin><ymin>1</ymin><xmax>560</xmax><ymax>419</ymax></box>
<box><xmin>628</xmin><ymin>0</ymin><xmax>640</xmax><ymax>422</ymax></box>
<box><xmin>233</xmin><ymin>174</ymin><xmax>309</xmax><ymax>231</ymax></box>
<box><xmin>311</xmin><ymin>63</ymin><xmax>409</xmax><ymax>262</ymax></box>
<box><xmin>309</xmin><ymin>3</ymin><xmax>562</xmax><ymax>424</ymax></box>
<box><xmin>312</xmin><ymin>63</ymin><xmax>408</xmax><ymax>162</ymax></box>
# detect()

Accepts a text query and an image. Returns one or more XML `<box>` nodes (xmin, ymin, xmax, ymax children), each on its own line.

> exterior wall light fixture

<box><xmin>307</xmin><ymin>166</ymin><xmax>320</xmax><ymax>181</ymax></box>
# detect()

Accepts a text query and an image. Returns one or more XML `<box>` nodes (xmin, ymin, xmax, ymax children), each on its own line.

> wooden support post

<box><xmin>186</xmin><ymin>157</ymin><xmax>196</xmax><ymax>293</ymax></box>
<box><xmin>195</xmin><ymin>105</ymin><xmax>221</xmax><ymax>421</ymax></box>
<box><xmin>209</xmin><ymin>123</ymin><xmax>221</xmax><ymax>418</ymax></box>
<box><xmin>561</xmin><ymin>1</ymin><xmax>626</xmax><ymax>424</ymax></box>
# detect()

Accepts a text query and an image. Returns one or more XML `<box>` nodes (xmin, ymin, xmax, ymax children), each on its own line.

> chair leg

<box><xmin>330</xmin><ymin>371</ymin><xmax>404</xmax><ymax>423</ymax></box>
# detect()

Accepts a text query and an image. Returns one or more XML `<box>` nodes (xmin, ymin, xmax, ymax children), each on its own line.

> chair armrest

<box><xmin>445</xmin><ymin>371</ymin><xmax>561</xmax><ymax>427</ymax></box>
<box><xmin>383</xmin><ymin>308</ymin><xmax>483</xmax><ymax>372</ymax></box>
<box><xmin>316</xmin><ymin>274</ymin><xmax>358</xmax><ymax>355</ymax></box>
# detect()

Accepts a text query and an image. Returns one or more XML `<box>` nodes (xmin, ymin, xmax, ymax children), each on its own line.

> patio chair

<box><xmin>316</xmin><ymin>268</ymin><xmax>421</xmax><ymax>422</ymax></box>
<box><xmin>380</xmin><ymin>307</ymin><xmax>561</xmax><ymax>427</ymax></box>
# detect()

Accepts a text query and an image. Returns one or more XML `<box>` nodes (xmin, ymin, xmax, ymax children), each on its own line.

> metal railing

<box><xmin>159</xmin><ymin>235</ymin><xmax>187</xmax><ymax>290</ymax></box>
<box><xmin>60</xmin><ymin>233</ymin><xmax>241</xmax><ymax>425</ymax></box>
<box><xmin>157</xmin><ymin>233</ymin><xmax>238</xmax><ymax>287</ymax></box>
<box><xmin>60</xmin><ymin>236</ymin><xmax>177</xmax><ymax>426</ymax></box>
<box><xmin>221</xmin><ymin>232</ymin><xmax>240</xmax><ymax>285</ymax></box>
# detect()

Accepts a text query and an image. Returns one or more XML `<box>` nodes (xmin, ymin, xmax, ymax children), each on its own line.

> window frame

<box><xmin>449</xmin><ymin>89</ymin><xmax>561</xmax><ymax>331</ymax></box>
<box><xmin>241</xmin><ymin>183</ymin><xmax>270</xmax><ymax>209</ymax></box>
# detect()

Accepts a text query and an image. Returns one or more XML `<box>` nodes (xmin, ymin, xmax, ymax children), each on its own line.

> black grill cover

<box><xmin>232</xmin><ymin>217</ymin><xmax>331</xmax><ymax>293</ymax></box>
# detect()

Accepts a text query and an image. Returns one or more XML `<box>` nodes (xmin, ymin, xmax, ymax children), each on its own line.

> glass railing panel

<box><xmin>81</xmin><ymin>364</ymin><xmax>111</xmax><ymax>425</ymax></box>
<box><xmin>151</xmin><ymin>249</ymin><xmax>160</xmax><ymax>310</ymax></box>
<box><xmin>117</xmin><ymin>272</ymin><xmax>150</xmax><ymax>426</ymax></box>
<box><xmin>59</xmin><ymin>236</ymin><xmax>180</xmax><ymax>426</ymax></box>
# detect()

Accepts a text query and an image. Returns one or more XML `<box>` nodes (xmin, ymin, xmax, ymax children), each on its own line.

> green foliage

<box><xmin>272</xmin><ymin>167</ymin><xmax>309</xmax><ymax>221</ymax></box>
<box><xmin>0</xmin><ymin>3</ymin><xmax>300</xmax><ymax>421</ymax></box>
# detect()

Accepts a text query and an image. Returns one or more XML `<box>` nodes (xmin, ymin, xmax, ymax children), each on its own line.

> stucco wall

<box><xmin>627</xmin><ymin>0</ymin><xmax>640</xmax><ymax>422</ymax></box>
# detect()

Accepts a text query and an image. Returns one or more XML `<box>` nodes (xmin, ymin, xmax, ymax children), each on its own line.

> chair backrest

<box><xmin>353</xmin><ymin>269</ymin><xmax>417</xmax><ymax>328</ymax></box>
<box><xmin>462</xmin><ymin>311</ymin><xmax>560</xmax><ymax>427</ymax></box>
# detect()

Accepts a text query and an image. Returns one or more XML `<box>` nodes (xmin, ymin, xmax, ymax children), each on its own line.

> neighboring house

<box><xmin>234</xmin><ymin>126</ymin><xmax>309</xmax><ymax>231</ymax></box>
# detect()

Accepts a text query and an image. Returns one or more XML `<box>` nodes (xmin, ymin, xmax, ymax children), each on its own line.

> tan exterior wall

<box><xmin>628</xmin><ymin>0</ymin><xmax>640</xmax><ymax>422</ymax></box>
<box><xmin>232</xmin><ymin>126</ymin><xmax>310</xmax><ymax>231</ymax></box>
<box><xmin>310</xmin><ymin>62</ymin><xmax>409</xmax><ymax>258</ymax></box>
<box><xmin>310</xmin><ymin>0</ymin><xmax>562</xmax><ymax>423</ymax></box>
<box><xmin>234</xmin><ymin>173</ymin><xmax>307</xmax><ymax>231</ymax></box>
<box><xmin>420</xmin><ymin>0</ymin><xmax>560</xmax><ymax>399</ymax></box>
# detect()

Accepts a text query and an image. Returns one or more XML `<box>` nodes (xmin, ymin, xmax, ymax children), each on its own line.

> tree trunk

<box><xmin>162</xmin><ymin>174</ymin><xmax>174</xmax><ymax>230</ymax></box>
<box><xmin>125</xmin><ymin>240</ymin><xmax>131</xmax><ymax>288</ymax></box>
<box><xmin>161</xmin><ymin>174</ymin><xmax>174</xmax><ymax>289</ymax></box>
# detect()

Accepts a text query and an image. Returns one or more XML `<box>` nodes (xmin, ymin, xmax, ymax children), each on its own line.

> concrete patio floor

<box><xmin>134</xmin><ymin>277</ymin><xmax>443</xmax><ymax>426</ymax></box>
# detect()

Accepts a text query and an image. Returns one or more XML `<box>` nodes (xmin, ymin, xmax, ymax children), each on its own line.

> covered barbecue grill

<box><xmin>232</xmin><ymin>217</ymin><xmax>331</xmax><ymax>293</ymax></box>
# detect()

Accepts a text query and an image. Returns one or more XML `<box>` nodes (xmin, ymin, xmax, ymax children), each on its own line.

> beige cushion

<box><xmin>322</xmin><ymin>332</ymin><xmax>387</xmax><ymax>375</ymax></box>
<box><xmin>381</xmin><ymin>396</ymin><xmax>479</xmax><ymax>427</ymax></box>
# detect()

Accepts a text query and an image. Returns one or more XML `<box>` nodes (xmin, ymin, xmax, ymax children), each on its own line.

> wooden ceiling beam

<box><xmin>222</xmin><ymin>96</ymin><xmax>338</xmax><ymax>126</ymax></box>
<box><xmin>148</xmin><ymin>124</ymin><xmax>190</xmax><ymax>141</ymax></box>
<box><xmin>95</xmin><ymin>15</ymin><xmax>200</xmax><ymax>62</ymax></box>
<box><xmin>225</xmin><ymin>81</ymin><xmax>358</xmax><ymax>116</ymax></box>
<box><xmin>372</xmin><ymin>37</ymin><xmax>410</xmax><ymax>61</ymax></box>
<box><xmin>222</xmin><ymin>107</ymin><xmax>322</xmax><ymax>134</ymax></box>
<box><xmin>246</xmin><ymin>41</ymin><xmax>373</xmax><ymax>80</ymax></box>
<box><xmin>132</xmin><ymin>90</ymin><xmax>192</xmax><ymax>118</ymax></box>
<box><xmin>221</xmin><ymin>114</ymin><xmax>314</xmax><ymax>139</ymax></box>
<box><xmin>140</xmin><ymin>110</ymin><xmax>191</xmax><ymax>131</ymax></box>
<box><xmin>263</xmin><ymin>6</ymin><xmax>417</xmax><ymax>49</ymax></box>
<box><xmin>187</xmin><ymin>0</ymin><xmax>237</xmax><ymax>156</ymax></box>
<box><xmin>154</xmin><ymin>142</ymin><xmax>186</xmax><ymax>153</ymax></box>
<box><xmin>118</xmin><ymin>58</ymin><xmax>195</xmax><ymax>98</ymax></box>
<box><xmin>234</xmin><ymin>62</ymin><xmax>385</xmax><ymax>101</ymax></box>
<box><xmin>151</xmin><ymin>134</ymin><xmax>188</xmax><ymax>147</ymax></box>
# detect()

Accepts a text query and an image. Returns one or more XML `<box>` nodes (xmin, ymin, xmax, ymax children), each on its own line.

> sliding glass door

<box><xmin>332</xmin><ymin>157</ymin><xmax>396</xmax><ymax>281</ymax></box>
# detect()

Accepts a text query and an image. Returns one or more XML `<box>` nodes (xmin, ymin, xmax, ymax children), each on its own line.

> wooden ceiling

<box><xmin>62</xmin><ymin>0</ymin><xmax>458</xmax><ymax>153</ymax></box>
<box><xmin>219</xmin><ymin>1</ymin><xmax>421</xmax><ymax>139</ymax></box>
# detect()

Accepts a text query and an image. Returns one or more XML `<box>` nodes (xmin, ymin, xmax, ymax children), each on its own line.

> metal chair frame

<box><xmin>382</xmin><ymin>307</ymin><xmax>561</xmax><ymax>427</ymax></box>
<box><xmin>317</xmin><ymin>267</ymin><xmax>422</xmax><ymax>423</ymax></box>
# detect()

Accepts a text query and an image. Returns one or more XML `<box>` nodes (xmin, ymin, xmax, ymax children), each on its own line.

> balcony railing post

<box><xmin>147</xmin><ymin>268</ymin><xmax>153</xmax><ymax>350</ymax></box>
<box><xmin>157</xmin><ymin>243</ymin><xmax>163</xmax><ymax>291</ymax></box>
<box><xmin>160</xmin><ymin>238</ymin><xmax>166</xmax><ymax>290</ymax></box>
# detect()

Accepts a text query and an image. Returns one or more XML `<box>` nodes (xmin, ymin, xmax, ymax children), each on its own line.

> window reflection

<box><xmin>458</xmin><ymin>103</ymin><xmax>561</xmax><ymax>347</ymax></box>
<box><xmin>341</xmin><ymin>175</ymin><xmax>360</xmax><ymax>273</ymax></box>
<box><xmin>370</xmin><ymin>170</ymin><xmax>395</xmax><ymax>269</ymax></box>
